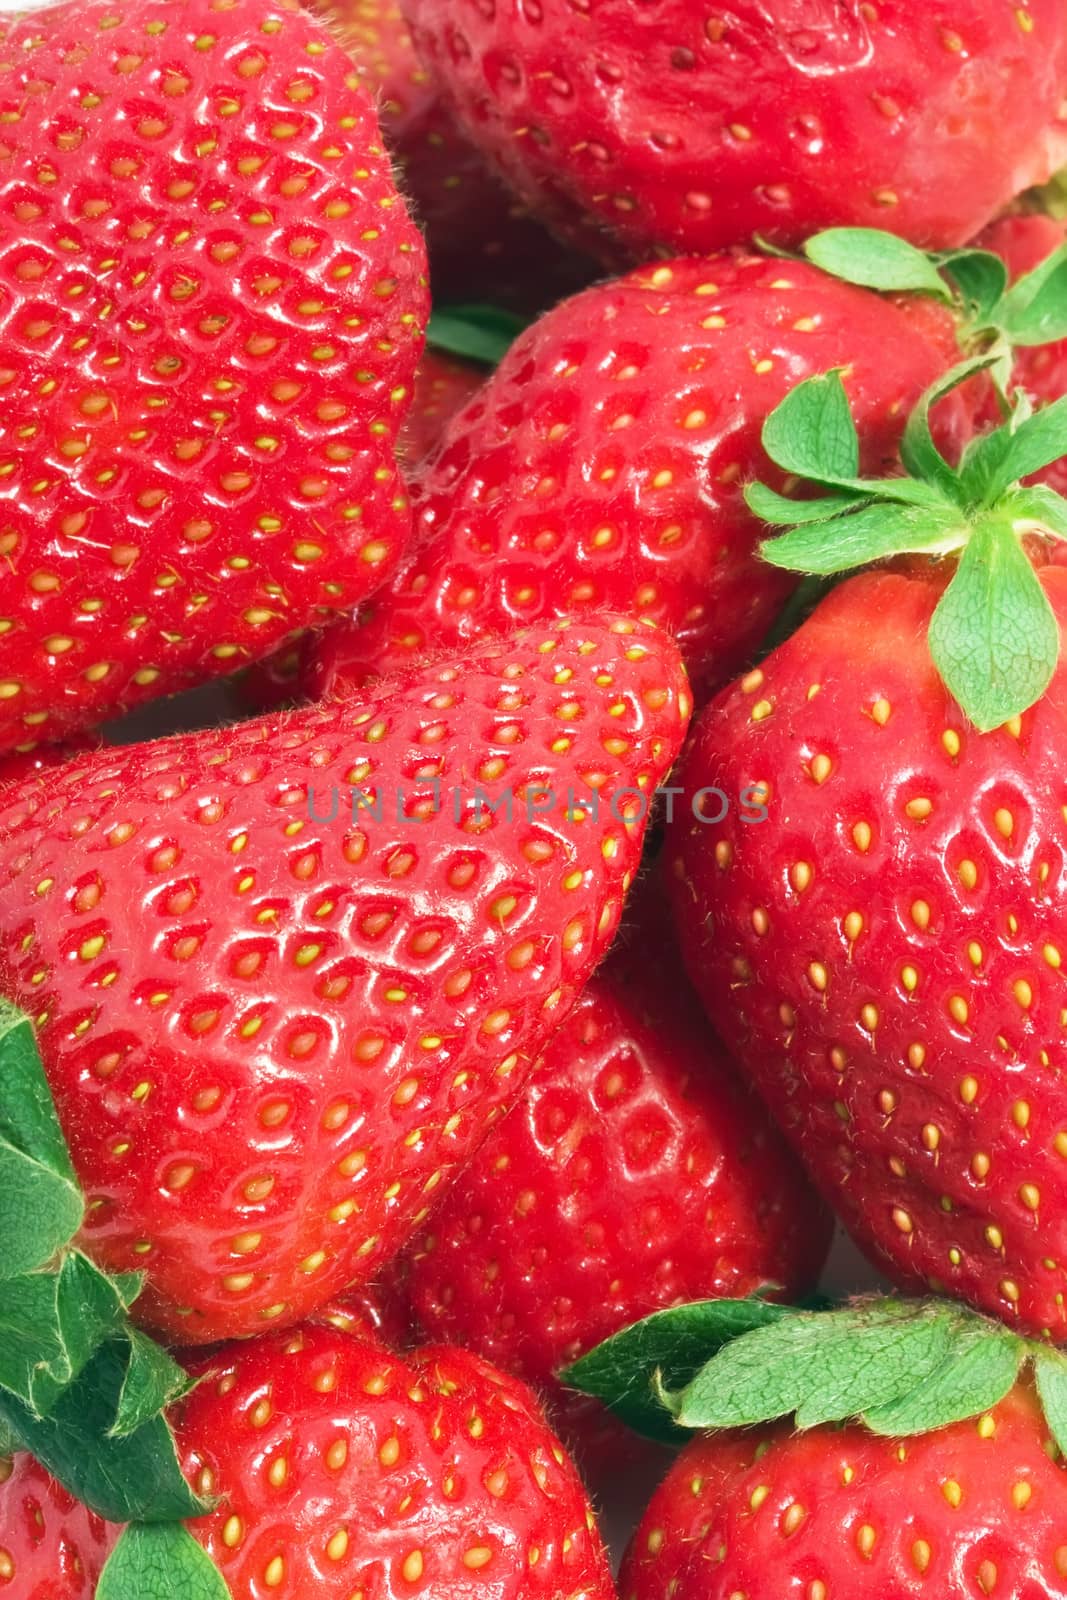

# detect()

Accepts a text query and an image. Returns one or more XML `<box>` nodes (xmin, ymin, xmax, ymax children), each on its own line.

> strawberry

<box><xmin>0</xmin><ymin>0</ymin><xmax>428</xmax><ymax>755</ymax></box>
<box><xmin>304</xmin><ymin>251</ymin><xmax>977</xmax><ymax>706</ymax></box>
<box><xmin>622</xmin><ymin>1386</ymin><xmax>1067</xmax><ymax>1600</ymax></box>
<box><xmin>980</xmin><ymin>212</ymin><xmax>1067</xmax><ymax>495</ymax></box>
<box><xmin>664</xmin><ymin>352</ymin><xmax>1067</xmax><ymax>1337</ymax></box>
<box><xmin>400</xmin><ymin>0</ymin><xmax>1067</xmax><ymax>262</ymax></box>
<box><xmin>0</xmin><ymin>614</ymin><xmax>689</xmax><ymax>1344</ymax></box>
<box><xmin>400</xmin><ymin>346</ymin><xmax>484</xmax><ymax>467</ymax></box>
<box><xmin>401</xmin><ymin>886</ymin><xmax>832</xmax><ymax>1468</ymax></box>
<box><xmin>170</xmin><ymin>1321</ymin><xmax>614</xmax><ymax>1600</ymax></box>
<box><xmin>236</xmin><ymin>345</ymin><xmax>485</xmax><ymax>714</ymax></box>
<box><xmin>317</xmin><ymin>0</ymin><xmax>595</xmax><ymax>310</ymax></box>
<box><xmin>0</xmin><ymin>1452</ymin><xmax>118</xmax><ymax>1598</ymax></box>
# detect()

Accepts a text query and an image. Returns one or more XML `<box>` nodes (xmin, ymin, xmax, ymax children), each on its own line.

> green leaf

<box><xmin>928</xmin><ymin>514</ymin><xmax>1061</xmax><ymax>730</ymax></box>
<box><xmin>899</xmin><ymin>357</ymin><xmax>992</xmax><ymax>502</ymax></box>
<box><xmin>971</xmin><ymin>396</ymin><xmax>1067</xmax><ymax>500</ymax></box>
<box><xmin>1008</xmin><ymin>484</ymin><xmax>1067</xmax><ymax>541</ymax></box>
<box><xmin>999</xmin><ymin>242</ymin><xmax>1067</xmax><ymax>347</ymax></box>
<box><xmin>0</xmin><ymin>1419</ymin><xmax>17</xmax><ymax>1455</ymax></box>
<box><xmin>863</xmin><ymin>1323</ymin><xmax>1023</xmax><ymax>1435</ymax></box>
<box><xmin>675</xmin><ymin>1300</ymin><xmax>957</xmax><ymax>1431</ymax></box>
<box><xmin>745</xmin><ymin>482</ymin><xmax>868</xmax><ymax>526</ymax></box>
<box><xmin>0</xmin><ymin>1002</ymin><xmax>83</xmax><ymax>1278</ymax></box>
<box><xmin>97</xmin><ymin>1524</ymin><xmax>232</xmax><ymax>1600</ymax></box>
<box><xmin>1034</xmin><ymin>1348</ymin><xmax>1067</xmax><ymax>1458</ymax></box>
<box><xmin>0</xmin><ymin>1340</ymin><xmax>206</xmax><ymax>1523</ymax></box>
<box><xmin>560</xmin><ymin>1298</ymin><xmax>799</xmax><ymax>1445</ymax></box>
<box><xmin>938</xmin><ymin>249</ymin><xmax>1010</xmax><ymax>325</ymax></box>
<box><xmin>761</xmin><ymin>501</ymin><xmax>967</xmax><ymax>575</ymax></box>
<box><xmin>53</xmin><ymin>1253</ymin><xmax>134</xmax><ymax>1403</ymax></box>
<box><xmin>804</xmin><ymin>228</ymin><xmax>952</xmax><ymax>302</ymax></box>
<box><xmin>113</xmin><ymin>1330</ymin><xmax>195</xmax><ymax>1439</ymax></box>
<box><xmin>762</xmin><ymin>370</ymin><xmax>860</xmax><ymax>485</ymax></box>
<box><xmin>0</xmin><ymin>1273</ymin><xmax>68</xmax><ymax>1413</ymax></box>
<box><xmin>426</xmin><ymin>305</ymin><xmax>528</xmax><ymax>367</ymax></box>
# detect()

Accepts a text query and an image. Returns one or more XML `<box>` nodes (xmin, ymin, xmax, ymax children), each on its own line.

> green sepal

<box><xmin>426</xmin><ymin>305</ymin><xmax>528</xmax><ymax>367</ymax></box>
<box><xmin>862</xmin><ymin>1323</ymin><xmax>1024</xmax><ymax>1436</ymax></box>
<box><xmin>745</xmin><ymin>482</ymin><xmax>868</xmax><ymax>526</ymax></box>
<box><xmin>803</xmin><ymin>228</ymin><xmax>954</xmax><ymax>302</ymax></box>
<box><xmin>0</xmin><ymin>1000</ymin><xmax>83</xmax><ymax>1279</ymax></box>
<box><xmin>673</xmin><ymin>1300</ymin><xmax>957</xmax><ymax>1431</ymax></box>
<box><xmin>0</xmin><ymin>1339</ymin><xmax>207</xmax><ymax>1524</ymax></box>
<box><xmin>560</xmin><ymin>1297</ymin><xmax>798</xmax><ymax>1445</ymax></box>
<box><xmin>97</xmin><ymin>1524</ymin><xmax>232</xmax><ymax>1600</ymax></box>
<box><xmin>998</xmin><ymin>242</ymin><xmax>1067</xmax><ymax>347</ymax></box>
<box><xmin>1034</xmin><ymin>1348</ymin><xmax>1067</xmax><ymax>1457</ymax></box>
<box><xmin>899</xmin><ymin>355</ymin><xmax>996</xmax><ymax>502</ymax></box>
<box><xmin>0</xmin><ymin>1252</ymin><xmax>131</xmax><ymax>1418</ymax></box>
<box><xmin>1008</xmin><ymin>484</ymin><xmax>1067</xmax><ymax>540</ymax></box>
<box><xmin>761</xmin><ymin>368</ymin><xmax>860</xmax><ymax>484</ymax></box>
<box><xmin>962</xmin><ymin>394</ymin><xmax>1067</xmax><ymax>502</ymax></box>
<box><xmin>928</xmin><ymin>514</ymin><xmax>1060</xmax><ymax>731</ymax></box>
<box><xmin>761</xmin><ymin>501</ymin><xmax>967</xmax><ymax>576</ymax></box>
<box><xmin>112</xmin><ymin>1330</ymin><xmax>196</xmax><ymax>1440</ymax></box>
<box><xmin>938</xmin><ymin>249</ymin><xmax>1011</xmax><ymax>326</ymax></box>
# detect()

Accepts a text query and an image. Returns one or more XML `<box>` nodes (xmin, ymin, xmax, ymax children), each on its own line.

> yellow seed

<box><xmin>326</xmin><ymin>1529</ymin><xmax>349</xmax><ymax>1561</ymax></box>
<box><xmin>402</xmin><ymin>1550</ymin><xmax>424</xmax><ymax>1583</ymax></box>
<box><xmin>856</xmin><ymin>1523</ymin><xmax>877</xmax><ymax>1557</ymax></box>
<box><xmin>942</xmin><ymin>1479</ymin><xmax>963</xmax><ymax>1508</ymax></box>
<box><xmin>264</xmin><ymin>1556</ymin><xmax>285</xmax><ymax>1588</ymax></box>
<box><xmin>222</xmin><ymin>1516</ymin><xmax>244</xmax><ymax>1548</ymax></box>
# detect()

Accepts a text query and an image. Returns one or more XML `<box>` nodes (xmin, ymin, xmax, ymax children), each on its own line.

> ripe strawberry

<box><xmin>0</xmin><ymin>614</ymin><xmax>689</xmax><ymax>1344</ymax></box>
<box><xmin>980</xmin><ymin>212</ymin><xmax>1067</xmax><ymax>495</ymax></box>
<box><xmin>173</xmin><ymin>1320</ymin><xmax>614</xmax><ymax>1600</ymax></box>
<box><xmin>400</xmin><ymin>347</ymin><xmax>484</xmax><ymax>467</ymax></box>
<box><xmin>318</xmin><ymin>0</ymin><xmax>595</xmax><ymax>309</ymax></box>
<box><xmin>237</xmin><ymin>346</ymin><xmax>485</xmax><ymax>714</ymax></box>
<box><xmin>621</xmin><ymin>1386</ymin><xmax>1067</xmax><ymax>1600</ymax></box>
<box><xmin>401</xmin><ymin>889</ymin><xmax>832</xmax><ymax>1466</ymax></box>
<box><xmin>0</xmin><ymin>1451</ymin><xmax>118</xmax><ymax>1598</ymax></box>
<box><xmin>401</xmin><ymin>0</ymin><xmax>1067</xmax><ymax>262</ymax></box>
<box><xmin>304</xmin><ymin>254</ymin><xmax>974</xmax><ymax>705</ymax></box>
<box><xmin>0</xmin><ymin>0</ymin><xmax>428</xmax><ymax>755</ymax></box>
<box><xmin>666</xmin><ymin>561</ymin><xmax>1067</xmax><ymax>1338</ymax></box>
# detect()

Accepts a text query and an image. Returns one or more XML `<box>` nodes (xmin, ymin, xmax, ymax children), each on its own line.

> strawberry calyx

<box><xmin>0</xmin><ymin>999</ymin><xmax>228</xmax><ymax>1593</ymax></box>
<box><xmin>562</xmin><ymin>1294</ymin><xmax>1067</xmax><ymax>1454</ymax></box>
<box><xmin>746</xmin><ymin>359</ymin><xmax>1067</xmax><ymax>731</ymax></box>
<box><xmin>801</xmin><ymin>226</ymin><xmax>1067</xmax><ymax>385</ymax></box>
<box><xmin>425</xmin><ymin>304</ymin><xmax>528</xmax><ymax>366</ymax></box>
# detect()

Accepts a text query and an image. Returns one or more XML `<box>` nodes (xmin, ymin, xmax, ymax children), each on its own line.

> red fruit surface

<box><xmin>979</xmin><ymin>212</ymin><xmax>1067</xmax><ymax>496</ymax></box>
<box><xmin>0</xmin><ymin>1452</ymin><xmax>118</xmax><ymax>1599</ymax></box>
<box><xmin>320</xmin><ymin>0</ymin><xmax>595</xmax><ymax>309</ymax></box>
<box><xmin>0</xmin><ymin>0</ymin><xmax>428</xmax><ymax>755</ymax></box>
<box><xmin>0</xmin><ymin>737</ymin><xmax>99</xmax><ymax>792</ymax></box>
<box><xmin>400</xmin><ymin>348</ymin><xmax>484</xmax><ymax>467</ymax></box>
<box><xmin>305</xmin><ymin>255</ymin><xmax>973</xmax><ymax>705</ymax></box>
<box><xmin>0</xmin><ymin>615</ymin><xmax>689</xmax><ymax>1343</ymax></box>
<box><xmin>666</xmin><ymin>562</ymin><xmax>1067</xmax><ymax>1339</ymax></box>
<box><xmin>402</xmin><ymin>890</ymin><xmax>832</xmax><ymax>1463</ymax></box>
<box><xmin>401</xmin><ymin>0</ymin><xmax>1067</xmax><ymax>262</ymax></box>
<box><xmin>175</xmin><ymin>1321</ymin><xmax>614</xmax><ymax>1600</ymax></box>
<box><xmin>621</xmin><ymin>1387</ymin><xmax>1067</xmax><ymax>1600</ymax></box>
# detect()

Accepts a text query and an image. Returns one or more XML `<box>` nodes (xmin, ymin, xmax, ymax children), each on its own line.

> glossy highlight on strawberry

<box><xmin>0</xmin><ymin>615</ymin><xmax>689</xmax><ymax>1343</ymax></box>
<box><xmin>0</xmin><ymin>0</ymin><xmax>429</xmax><ymax>754</ymax></box>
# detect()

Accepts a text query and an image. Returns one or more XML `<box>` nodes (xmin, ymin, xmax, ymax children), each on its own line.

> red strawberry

<box><xmin>0</xmin><ymin>0</ymin><xmax>428</xmax><ymax>755</ymax></box>
<box><xmin>980</xmin><ymin>212</ymin><xmax>1067</xmax><ymax>496</ymax></box>
<box><xmin>318</xmin><ymin>0</ymin><xmax>595</xmax><ymax>310</ymax></box>
<box><xmin>0</xmin><ymin>737</ymin><xmax>98</xmax><ymax>792</ymax></box>
<box><xmin>237</xmin><ymin>347</ymin><xmax>485</xmax><ymax>714</ymax></box>
<box><xmin>0</xmin><ymin>1452</ymin><xmax>118</xmax><ymax>1599</ymax></box>
<box><xmin>401</xmin><ymin>0</ymin><xmax>1067</xmax><ymax>262</ymax></box>
<box><xmin>0</xmin><ymin>614</ymin><xmax>689</xmax><ymax>1343</ymax></box>
<box><xmin>621</xmin><ymin>1386</ymin><xmax>1067</xmax><ymax>1600</ymax></box>
<box><xmin>400</xmin><ymin>347</ymin><xmax>484</xmax><ymax>467</ymax></box>
<box><xmin>401</xmin><ymin>888</ymin><xmax>832</xmax><ymax>1466</ymax></box>
<box><xmin>666</xmin><ymin>561</ymin><xmax>1067</xmax><ymax>1338</ymax></box>
<box><xmin>304</xmin><ymin>254</ymin><xmax>975</xmax><ymax>705</ymax></box>
<box><xmin>173</xmin><ymin>1321</ymin><xmax>614</xmax><ymax>1600</ymax></box>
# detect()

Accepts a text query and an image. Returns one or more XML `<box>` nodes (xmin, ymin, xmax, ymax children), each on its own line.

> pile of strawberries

<box><xmin>2</xmin><ymin>0</ymin><xmax>1067</xmax><ymax>1596</ymax></box>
